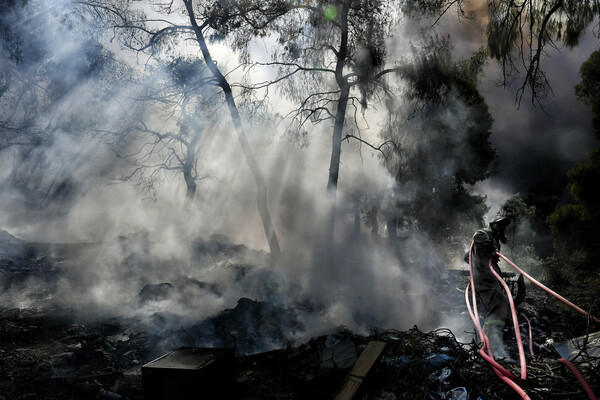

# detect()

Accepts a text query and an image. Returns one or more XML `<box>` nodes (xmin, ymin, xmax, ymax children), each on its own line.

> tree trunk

<box><xmin>223</xmin><ymin>90</ymin><xmax>281</xmax><ymax>257</ymax></box>
<box><xmin>182</xmin><ymin>117</ymin><xmax>200</xmax><ymax>206</ymax></box>
<box><xmin>325</xmin><ymin>4</ymin><xmax>351</xmax><ymax>244</ymax></box>
<box><xmin>370</xmin><ymin>203</ymin><xmax>379</xmax><ymax>238</ymax></box>
<box><xmin>183</xmin><ymin>158</ymin><xmax>196</xmax><ymax>204</ymax></box>
<box><xmin>183</xmin><ymin>0</ymin><xmax>280</xmax><ymax>257</ymax></box>
<box><xmin>354</xmin><ymin>206</ymin><xmax>361</xmax><ymax>237</ymax></box>
<box><xmin>325</xmin><ymin>87</ymin><xmax>350</xmax><ymax>242</ymax></box>
<box><xmin>386</xmin><ymin>215</ymin><xmax>397</xmax><ymax>240</ymax></box>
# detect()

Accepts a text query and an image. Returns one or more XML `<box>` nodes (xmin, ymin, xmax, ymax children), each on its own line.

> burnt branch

<box><xmin>428</xmin><ymin>0</ymin><xmax>464</xmax><ymax>29</ymax></box>
<box><xmin>516</xmin><ymin>0</ymin><xmax>564</xmax><ymax>107</ymax></box>
<box><xmin>232</xmin><ymin>61</ymin><xmax>335</xmax><ymax>91</ymax></box>
<box><xmin>341</xmin><ymin>134</ymin><xmax>396</xmax><ymax>161</ymax></box>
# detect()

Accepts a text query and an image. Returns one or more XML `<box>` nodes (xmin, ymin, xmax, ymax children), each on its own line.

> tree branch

<box><xmin>341</xmin><ymin>134</ymin><xmax>396</xmax><ymax>160</ymax></box>
<box><xmin>516</xmin><ymin>0</ymin><xmax>564</xmax><ymax>107</ymax></box>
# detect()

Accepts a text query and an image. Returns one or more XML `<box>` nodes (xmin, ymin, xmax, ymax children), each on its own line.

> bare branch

<box><xmin>341</xmin><ymin>134</ymin><xmax>396</xmax><ymax>161</ymax></box>
<box><xmin>233</xmin><ymin>61</ymin><xmax>335</xmax><ymax>91</ymax></box>
<box><xmin>428</xmin><ymin>0</ymin><xmax>462</xmax><ymax>29</ymax></box>
<box><xmin>516</xmin><ymin>0</ymin><xmax>564</xmax><ymax>107</ymax></box>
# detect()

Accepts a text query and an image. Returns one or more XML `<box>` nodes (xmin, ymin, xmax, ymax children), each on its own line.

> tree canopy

<box><xmin>1</xmin><ymin>0</ymin><xmax>128</xmax><ymax>213</ymax></box>
<box><xmin>548</xmin><ymin>49</ymin><xmax>600</xmax><ymax>280</ymax></box>
<box><xmin>405</xmin><ymin>0</ymin><xmax>600</xmax><ymax>107</ymax></box>
<box><xmin>381</xmin><ymin>38</ymin><xmax>495</xmax><ymax>246</ymax></box>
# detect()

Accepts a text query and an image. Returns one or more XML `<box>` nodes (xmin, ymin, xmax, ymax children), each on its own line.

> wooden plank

<box><xmin>348</xmin><ymin>341</ymin><xmax>386</xmax><ymax>378</ymax></box>
<box><xmin>334</xmin><ymin>376</ymin><xmax>362</xmax><ymax>400</ymax></box>
<box><xmin>334</xmin><ymin>341</ymin><xmax>386</xmax><ymax>400</ymax></box>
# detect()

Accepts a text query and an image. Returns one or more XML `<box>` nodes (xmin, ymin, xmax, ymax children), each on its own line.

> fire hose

<box><xmin>465</xmin><ymin>244</ymin><xmax>599</xmax><ymax>400</ymax></box>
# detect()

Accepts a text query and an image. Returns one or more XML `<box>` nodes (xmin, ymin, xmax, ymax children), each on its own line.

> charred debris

<box><xmin>0</xmin><ymin>230</ymin><xmax>599</xmax><ymax>399</ymax></box>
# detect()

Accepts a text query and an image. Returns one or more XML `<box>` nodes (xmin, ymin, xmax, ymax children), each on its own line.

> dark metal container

<box><xmin>141</xmin><ymin>347</ymin><xmax>235</xmax><ymax>400</ymax></box>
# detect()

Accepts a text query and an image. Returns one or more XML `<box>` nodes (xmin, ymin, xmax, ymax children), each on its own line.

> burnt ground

<box><xmin>0</xmin><ymin>232</ymin><xmax>599</xmax><ymax>399</ymax></box>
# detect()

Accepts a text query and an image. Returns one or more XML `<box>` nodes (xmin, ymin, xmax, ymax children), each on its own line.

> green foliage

<box><xmin>205</xmin><ymin>0</ymin><xmax>290</xmax><ymax>52</ymax></box>
<box><xmin>399</xmin><ymin>0</ymin><xmax>454</xmax><ymax>19</ymax></box>
<box><xmin>165</xmin><ymin>56</ymin><xmax>209</xmax><ymax>89</ymax></box>
<box><xmin>487</xmin><ymin>1</ymin><xmax>600</xmax><ymax>60</ymax></box>
<box><xmin>400</xmin><ymin>36</ymin><xmax>455</xmax><ymax>106</ymax></box>
<box><xmin>486</xmin><ymin>1</ymin><xmax>520</xmax><ymax>61</ymax></box>
<box><xmin>575</xmin><ymin>50</ymin><xmax>600</xmax><ymax>141</ymax></box>
<box><xmin>499</xmin><ymin>194</ymin><xmax>535</xmax><ymax>250</ymax></box>
<box><xmin>575</xmin><ymin>50</ymin><xmax>600</xmax><ymax>107</ymax></box>
<box><xmin>498</xmin><ymin>194</ymin><xmax>547</xmax><ymax>280</ymax></box>
<box><xmin>417</xmin><ymin>186</ymin><xmax>489</xmax><ymax>245</ymax></box>
<box><xmin>398</xmin><ymin>1</ymin><xmax>600</xmax><ymax>63</ymax></box>
<box><xmin>548</xmin><ymin>150</ymin><xmax>600</xmax><ymax>275</ymax></box>
<box><xmin>521</xmin><ymin>183</ymin><xmax>561</xmax><ymax>258</ymax></box>
<box><xmin>548</xmin><ymin>50</ymin><xmax>600</xmax><ymax>280</ymax></box>
<box><xmin>500</xmin><ymin>194</ymin><xmax>535</xmax><ymax>230</ymax></box>
<box><xmin>392</xmin><ymin>39</ymin><xmax>496</xmax><ymax>185</ymax></box>
<box><xmin>217</xmin><ymin>0</ymin><xmax>401</xmax><ymax>106</ymax></box>
<box><xmin>400</xmin><ymin>37</ymin><xmax>489</xmax><ymax>124</ymax></box>
<box><xmin>552</xmin><ymin>1</ymin><xmax>599</xmax><ymax>48</ymax></box>
<box><xmin>454</xmin><ymin>48</ymin><xmax>488</xmax><ymax>90</ymax></box>
<box><xmin>547</xmin><ymin>202</ymin><xmax>597</xmax><ymax>282</ymax></box>
<box><xmin>568</xmin><ymin>149</ymin><xmax>600</xmax><ymax>210</ymax></box>
<box><xmin>382</xmin><ymin>39</ymin><xmax>495</xmax><ymax>246</ymax></box>
<box><xmin>484</xmin><ymin>1</ymin><xmax>600</xmax><ymax>106</ymax></box>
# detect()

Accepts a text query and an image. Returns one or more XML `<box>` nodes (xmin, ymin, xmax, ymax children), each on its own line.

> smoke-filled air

<box><xmin>2</xmin><ymin>0</ymin><xmax>600</xmax><ymax>384</ymax></box>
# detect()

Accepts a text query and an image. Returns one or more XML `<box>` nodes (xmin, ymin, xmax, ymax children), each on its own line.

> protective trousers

<box><xmin>469</xmin><ymin>228</ymin><xmax>509</xmax><ymax>354</ymax></box>
<box><xmin>478</xmin><ymin>283</ymin><xmax>509</xmax><ymax>353</ymax></box>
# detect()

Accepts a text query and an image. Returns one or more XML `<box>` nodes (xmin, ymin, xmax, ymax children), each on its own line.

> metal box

<box><xmin>141</xmin><ymin>347</ymin><xmax>235</xmax><ymax>400</ymax></box>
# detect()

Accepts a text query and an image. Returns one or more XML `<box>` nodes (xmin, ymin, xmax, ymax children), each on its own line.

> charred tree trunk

<box><xmin>183</xmin><ymin>151</ymin><xmax>197</xmax><ymax>205</ymax></box>
<box><xmin>386</xmin><ymin>215</ymin><xmax>397</xmax><ymax>240</ymax></box>
<box><xmin>370</xmin><ymin>203</ymin><xmax>379</xmax><ymax>238</ymax></box>
<box><xmin>183</xmin><ymin>0</ymin><xmax>280</xmax><ymax>257</ymax></box>
<box><xmin>221</xmin><ymin>90</ymin><xmax>281</xmax><ymax>257</ymax></box>
<box><xmin>354</xmin><ymin>206</ymin><xmax>361</xmax><ymax>237</ymax></box>
<box><xmin>182</xmin><ymin>111</ymin><xmax>201</xmax><ymax>206</ymax></box>
<box><xmin>325</xmin><ymin>87</ymin><xmax>350</xmax><ymax>242</ymax></box>
<box><xmin>325</xmin><ymin>4</ymin><xmax>350</xmax><ymax>244</ymax></box>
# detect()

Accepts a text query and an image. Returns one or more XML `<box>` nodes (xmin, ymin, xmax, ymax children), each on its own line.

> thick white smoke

<box><xmin>0</xmin><ymin>0</ymin><xmax>461</xmax><ymax>341</ymax></box>
<box><xmin>3</xmin><ymin>0</ymin><xmax>595</xmax><ymax>356</ymax></box>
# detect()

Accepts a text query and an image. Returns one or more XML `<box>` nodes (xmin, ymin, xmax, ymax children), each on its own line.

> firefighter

<box><xmin>466</xmin><ymin>215</ymin><xmax>512</xmax><ymax>355</ymax></box>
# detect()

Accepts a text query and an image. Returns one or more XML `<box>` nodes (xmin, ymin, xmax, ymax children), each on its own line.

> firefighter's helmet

<box><xmin>489</xmin><ymin>215</ymin><xmax>511</xmax><ymax>227</ymax></box>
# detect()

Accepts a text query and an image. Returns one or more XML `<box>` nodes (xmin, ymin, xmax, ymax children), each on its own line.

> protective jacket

<box><xmin>466</xmin><ymin>228</ymin><xmax>508</xmax><ymax>331</ymax></box>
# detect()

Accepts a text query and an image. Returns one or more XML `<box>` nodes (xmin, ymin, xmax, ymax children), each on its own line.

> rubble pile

<box><xmin>0</xmin><ymin>307</ymin><xmax>147</xmax><ymax>399</ymax></box>
<box><xmin>0</xmin><ymin>231</ymin><xmax>599</xmax><ymax>399</ymax></box>
<box><xmin>1</xmin><ymin>303</ymin><xmax>599</xmax><ymax>399</ymax></box>
<box><xmin>235</xmin><ymin>326</ymin><xmax>600</xmax><ymax>399</ymax></box>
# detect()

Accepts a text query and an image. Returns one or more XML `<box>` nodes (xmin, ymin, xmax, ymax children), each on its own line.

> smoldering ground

<box><xmin>0</xmin><ymin>127</ymin><xmax>450</xmax><ymax>355</ymax></box>
<box><xmin>0</xmin><ymin>102</ymin><xmax>467</xmax><ymax>355</ymax></box>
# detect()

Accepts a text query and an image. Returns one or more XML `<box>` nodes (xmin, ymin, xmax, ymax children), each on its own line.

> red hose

<box><xmin>498</xmin><ymin>252</ymin><xmax>599</xmax><ymax>399</ymax></box>
<box><xmin>465</xmin><ymin>283</ymin><xmax>521</xmax><ymax>382</ymax></box>
<box><xmin>466</xmin><ymin>244</ymin><xmax>530</xmax><ymax>399</ymax></box>
<box><xmin>557</xmin><ymin>358</ymin><xmax>598</xmax><ymax>400</ymax></box>
<box><xmin>521</xmin><ymin>314</ymin><xmax>534</xmax><ymax>357</ymax></box>
<box><xmin>467</xmin><ymin>244</ymin><xmax>483</xmax><ymax>334</ymax></box>
<box><xmin>488</xmin><ymin>257</ymin><xmax>527</xmax><ymax>379</ymax></box>
<box><xmin>466</xmin><ymin>246</ymin><xmax>600</xmax><ymax>399</ymax></box>
<box><xmin>496</xmin><ymin>253</ymin><xmax>600</xmax><ymax>325</ymax></box>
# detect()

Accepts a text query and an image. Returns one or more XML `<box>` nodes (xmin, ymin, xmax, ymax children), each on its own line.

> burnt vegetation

<box><xmin>1</xmin><ymin>0</ymin><xmax>600</xmax><ymax>399</ymax></box>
